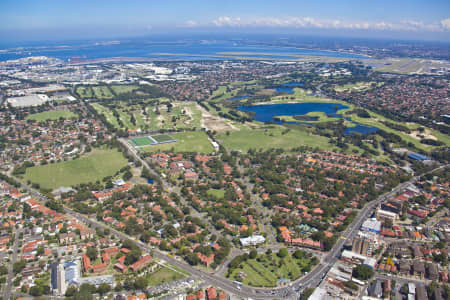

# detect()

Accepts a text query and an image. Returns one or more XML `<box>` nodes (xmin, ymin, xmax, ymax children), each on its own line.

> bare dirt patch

<box><xmin>409</xmin><ymin>129</ymin><xmax>437</xmax><ymax>141</ymax></box>
<box><xmin>198</xmin><ymin>105</ymin><xmax>236</xmax><ymax>132</ymax></box>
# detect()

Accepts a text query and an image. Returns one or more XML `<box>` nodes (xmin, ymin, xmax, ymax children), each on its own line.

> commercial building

<box><xmin>376</xmin><ymin>209</ymin><xmax>399</xmax><ymax>226</ymax></box>
<box><xmin>341</xmin><ymin>250</ymin><xmax>377</xmax><ymax>269</ymax></box>
<box><xmin>361</xmin><ymin>218</ymin><xmax>381</xmax><ymax>234</ymax></box>
<box><xmin>51</xmin><ymin>259</ymin><xmax>114</xmax><ymax>296</ymax></box>
<box><xmin>240</xmin><ymin>235</ymin><xmax>265</xmax><ymax>247</ymax></box>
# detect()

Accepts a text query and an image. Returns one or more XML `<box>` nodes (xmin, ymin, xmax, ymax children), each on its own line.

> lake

<box><xmin>238</xmin><ymin>102</ymin><xmax>378</xmax><ymax>135</ymax></box>
<box><xmin>275</xmin><ymin>87</ymin><xmax>295</xmax><ymax>94</ymax></box>
<box><xmin>275</xmin><ymin>82</ymin><xmax>305</xmax><ymax>94</ymax></box>
<box><xmin>281</xmin><ymin>82</ymin><xmax>304</xmax><ymax>86</ymax></box>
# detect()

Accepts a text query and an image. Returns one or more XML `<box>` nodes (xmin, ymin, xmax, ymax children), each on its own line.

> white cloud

<box><xmin>440</xmin><ymin>18</ymin><xmax>450</xmax><ymax>30</ymax></box>
<box><xmin>185</xmin><ymin>20</ymin><xmax>198</xmax><ymax>27</ymax></box>
<box><xmin>186</xmin><ymin>16</ymin><xmax>450</xmax><ymax>32</ymax></box>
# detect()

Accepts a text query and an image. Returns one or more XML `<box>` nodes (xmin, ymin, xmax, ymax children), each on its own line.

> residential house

<box><xmin>413</xmin><ymin>261</ymin><xmax>425</xmax><ymax>278</ymax></box>
<box><xmin>427</xmin><ymin>264</ymin><xmax>439</xmax><ymax>281</ymax></box>
<box><xmin>130</xmin><ymin>255</ymin><xmax>152</xmax><ymax>272</ymax></box>
<box><xmin>80</xmin><ymin>228</ymin><xmax>95</xmax><ymax>240</ymax></box>
<box><xmin>399</xmin><ymin>261</ymin><xmax>411</xmax><ymax>276</ymax></box>
<box><xmin>59</xmin><ymin>232</ymin><xmax>76</xmax><ymax>244</ymax></box>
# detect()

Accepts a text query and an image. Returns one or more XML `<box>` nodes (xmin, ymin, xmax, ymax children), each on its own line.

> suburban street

<box><xmin>3</xmin><ymin>227</ymin><xmax>22</xmax><ymax>300</ymax></box>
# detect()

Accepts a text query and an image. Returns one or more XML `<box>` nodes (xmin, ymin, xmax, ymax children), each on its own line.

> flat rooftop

<box><xmin>7</xmin><ymin>94</ymin><xmax>49</xmax><ymax>107</ymax></box>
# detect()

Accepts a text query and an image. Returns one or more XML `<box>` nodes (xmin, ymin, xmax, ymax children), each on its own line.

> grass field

<box><xmin>76</xmin><ymin>86</ymin><xmax>94</xmax><ymax>99</ymax></box>
<box><xmin>27</xmin><ymin>110</ymin><xmax>77</xmax><ymax>121</ymax></box>
<box><xmin>146</xmin><ymin>266</ymin><xmax>187</xmax><ymax>286</ymax></box>
<box><xmin>91</xmin><ymin>103</ymin><xmax>121</xmax><ymax>129</ymax></box>
<box><xmin>152</xmin><ymin>134</ymin><xmax>176</xmax><ymax>143</ymax></box>
<box><xmin>142</xmin><ymin>131</ymin><xmax>214</xmax><ymax>153</ymax></box>
<box><xmin>110</xmin><ymin>85</ymin><xmax>139</xmax><ymax>95</ymax></box>
<box><xmin>228</xmin><ymin>252</ymin><xmax>316</xmax><ymax>287</ymax></box>
<box><xmin>92</xmin><ymin>86</ymin><xmax>114</xmax><ymax>99</ymax></box>
<box><xmin>334</xmin><ymin>81</ymin><xmax>381</xmax><ymax>92</ymax></box>
<box><xmin>347</xmin><ymin>111</ymin><xmax>450</xmax><ymax>151</ymax></box>
<box><xmin>218</xmin><ymin>125</ymin><xmax>333</xmax><ymax>152</ymax></box>
<box><xmin>131</xmin><ymin>137</ymin><xmax>154</xmax><ymax>147</ymax></box>
<box><xmin>24</xmin><ymin>148</ymin><xmax>128</xmax><ymax>190</ymax></box>
<box><xmin>92</xmin><ymin>101</ymin><xmax>202</xmax><ymax>132</ymax></box>
<box><xmin>207</xmin><ymin>189</ymin><xmax>225</xmax><ymax>198</ymax></box>
<box><xmin>209</xmin><ymin>85</ymin><xmax>236</xmax><ymax>101</ymax></box>
<box><xmin>274</xmin><ymin>111</ymin><xmax>340</xmax><ymax>124</ymax></box>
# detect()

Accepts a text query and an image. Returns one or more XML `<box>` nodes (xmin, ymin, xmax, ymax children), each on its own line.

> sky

<box><xmin>1</xmin><ymin>0</ymin><xmax>450</xmax><ymax>43</ymax></box>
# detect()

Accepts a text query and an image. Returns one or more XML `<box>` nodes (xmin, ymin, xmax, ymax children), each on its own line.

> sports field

<box><xmin>131</xmin><ymin>137</ymin><xmax>155</xmax><ymax>147</ymax></box>
<box><xmin>27</xmin><ymin>110</ymin><xmax>78</xmax><ymax>121</ymax></box>
<box><xmin>152</xmin><ymin>134</ymin><xmax>176</xmax><ymax>143</ymax></box>
<box><xmin>24</xmin><ymin>148</ymin><xmax>128</xmax><ymax>190</ymax></box>
<box><xmin>142</xmin><ymin>131</ymin><xmax>214</xmax><ymax>153</ymax></box>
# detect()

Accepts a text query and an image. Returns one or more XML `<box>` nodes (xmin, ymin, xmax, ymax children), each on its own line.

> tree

<box><xmin>301</xmin><ymin>288</ymin><xmax>315</xmax><ymax>300</ymax></box>
<box><xmin>0</xmin><ymin>265</ymin><xmax>7</xmax><ymax>275</ymax></box>
<box><xmin>65</xmin><ymin>285</ymin><xmax>78</xmax><ymax>297</ymax></box>
<box><xmin>249</xmin><ymin>249</ymin><xmax>258</xmax><ymax>259</ymax></box>
<box><xmin>29</xmin><ymin>285</ymin><xmax>44</xmax><ymax>296</ymax></box>
<box><xmin>125</xmin><ymin>249</ymin><xmax>141</xmax><ymax>265</ymax></box>
<box><xmin>86</xmin><ymin>247</ymin><xmax>98</xmax><ymax>261</ymax></box>
<box><xmin>294</xmin><ymin>250</ymin><xmax>305</xmax><ymax>259</ymax></box>
<box><xmin>36</xmin><ymin>246</ymin><xmax>45</xmax><ymax>256</ymax></box>
<box><xmin>352</xmin><ymin>264</ymin><xmax>374</xmax><ymax>281</ymax></box>
<box><xmin>20</xmin><ymin>285</ymin><xmax>28</xmax><ymax>293</ymax></box>
<box><xmin>134</xmin><ymin>276</ymin><xmax>148</xmax><ymax>290</ymax></box>
<box><xmin>97</xmin><ymin>283</ymin><xmax>111</xmax><ymax>295</ymax></box>
<box><xmin>278</xmin><ymin>248</ymin><xmax>288</xmax><ymax>258</ymax></box>
<box><xmin>13</xmin><ymin>259</ymin><xmax>26</xmax><ymax>274</ymax></box>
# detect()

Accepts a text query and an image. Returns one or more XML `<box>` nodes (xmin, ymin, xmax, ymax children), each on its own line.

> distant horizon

<box><xmin>1</xmin><ymin>31</ymin><xmax>450</xmax><ymax>50</ymax></box>
<box><xmin>1</xmin><ymin>0</ymin><xmax>449</xmax><ymax>44</ymax></box>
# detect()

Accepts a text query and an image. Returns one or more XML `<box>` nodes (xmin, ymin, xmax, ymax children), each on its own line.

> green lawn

<box><xmin>24</xmin><ymin>148</ymin><xmax>128</xmax><ymax>190</ymax></box>
<box><xmin>146</xmin><ymin>266</ymin><xmax>187</xmax><ymax>286</ymax></box>
<box><xmin>91</xmin><ymin>103</ymin><xmax>121</xmax><ymax>129</ymax></box>
<box><xmin>76</xmin><ymin>86</ymin><xmax>93</xmax><ymax>99</ymax></box>
<box><xmin>207</xmin><ymin>189</ymin><xmax>225</xmax><ymax>198</ymax></box>
<box><xmin>347</xmin><ymin>111</ymin><xmax>450</xmax><ymax>151</ymax></box>
<box><xmin>218</xmin><ymin>125</ymin><xmax>333</xmax><ymax>152</ymax></box>
<box><xmin>209</xmin><ymin>85</ymin><xmax>235</xmax><ymax>101</ymax></box>
<box><xmin>27</xmin><ymin>110</ymin><xmax>77</xmax><ymax>121</ymax></box>
<box><xmin>131</xmin><ymin>137</ymin><xmax>154</xmax><ymax>147</ymax></box>
<box><xmin>110</xmin><ymin>85</ymin><xmax>139</xmax><ymax>95</ymax></box>
<box><xmin>92</xmin><ymin>86</ymin><xmax>114</xmax><ymax>99</ymax></box>
<box><xmin>117</xmin><ymin>109</ymin><xmax>135</xmax><ymax>129</ymax></box>
<box><xmin>142</xmin><ymin>131</ymin><xmax>214</xmax><ymax>153</ymax></box>
<box><xmin>334</xmin><ymin>81</ymin><xmax>380</xmax><ymax>92</ymax></box>
<box><xmin>274</xmin><ymin>111</ymin><xmax>340</xmax><ymax>124</ymax></box>
<box><xmin>152</xmin><ymin>134</ymin><xmax>175</xmax><ymax>143</ymax></box>
<box><xmin>228</xmin><ymin>252</ymin><xmax>316</xmax><ymax>287</ymax></box>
